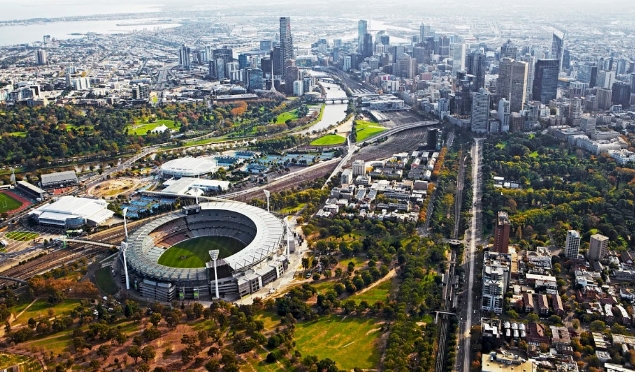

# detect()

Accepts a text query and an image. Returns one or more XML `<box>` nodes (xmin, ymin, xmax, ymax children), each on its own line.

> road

<box><xmin>459</xmin><ymin>138</ymin><xmax>483</xmax><ymax>372</ymax></box>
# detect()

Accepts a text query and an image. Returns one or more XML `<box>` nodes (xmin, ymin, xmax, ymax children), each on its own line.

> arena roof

<box><xmin>125</xmin><ymin>201</ymin><xmax>285</xmax><ymax>283</ymax></box>
<box><xmin>162</xmin><ymin>177</ymin><xmax>230</xmax><ymax>195</ymax></box>
<box><xmin>40</xmin><ymin>171</ymin><xmax>78</xmax><ymax>187</ymax></box>
<box><xmin>29</xmin><ymin>196</ymin><xmax>114</xmax><ymax>225</ymax></box>
<box><xmin>160</xmin><ymin>157</ymin><xmax>218</xmax><ymax>177</ymax></box>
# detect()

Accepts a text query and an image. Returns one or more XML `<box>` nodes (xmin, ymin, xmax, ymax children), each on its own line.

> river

<box><xmin>300</xmin><ymin>74</ymin><xmax>349</xmax><ymax>135</ymax></box>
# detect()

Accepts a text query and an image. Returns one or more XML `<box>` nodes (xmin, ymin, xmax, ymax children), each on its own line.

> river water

<box><xmin>300</xmin><ymin>75</ymin><xmax>349</xmax><ymax>135</ymax></box>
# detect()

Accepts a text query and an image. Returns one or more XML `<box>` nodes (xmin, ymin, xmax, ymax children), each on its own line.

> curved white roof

<box><xmin>126</xmin><ymin>201</ymin><xmax>284</xmax><ymax>283</ymax></box>
<box><xmin>160</xmin><ymin>157</ymin><xmax>217</xmax><ymax>177</ymax></box>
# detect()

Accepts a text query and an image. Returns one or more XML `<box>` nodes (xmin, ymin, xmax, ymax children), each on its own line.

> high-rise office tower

<box><xmin>358</xmin><ymin>20</ymin><xmax>368</xmax><ymax>54</ymax></box>
<box><xmin>272</xmin><ymin>47</ymin><xmax>282</xmax><ymax>76</ymax></box>
<box><xmin>497</xmin><ymin>58</ymin><xmax>528</xmax><ymax>113</ymax></box>
<box><xmin>396</xmin><ymin>54</ymin><xmax>417</xmax><ymax>79</ymax></box>
<box><xmin>630</xmin><ymin>73</ymin><xmax>635</xmax><ymax>93</ymax></box>
<box><xmin>35</xmin><ymin>49</ymin><xmax>47</xmax><ymax>65</ymax></box>
<box><xmin>178</xmin><ymin>44</ymin><xmax>191</xmax><ymax>70</ymax></box>
<box><xmin>565</xmin><ymin>230</ymin><xmax>581</xmax><ymax>259</ymax></box>
<box><xmin>247</xmin><ymin>68</ymin><xmax>264</xmax><ymax>92</ymax></box>
<box><xmin>471</xmin><ymin>88</ymin><xmax>490</xmax><ymax>133</ymax></box>
<box><xmin>467</xmin><ymin>50</ymin><xmax>486</xmax><ymax>91</ymax></box>
<box><xmin>436</xmin><ymin>35</ymin><xmax>450</xmax><ymax>58</ymax></box>
<box><xmin>493</xmin><ymin>211</ymin><xmax>511</xmax><ymax>253</ymax></box>
<box><xmin>450</xmin><ymin>42</ymin><xmax>466</xmax><ymax>74</ymax></box>
<box><xmin>419</xmin><ymin>23</ymin><xmax>430</xmax><ymax>43</ymax></box>
<box><xmin>500</xmin><ymin>39</ymin><xmax>518</xmax><ymax>59</ymax></box>
<box><xmin>552</xmin><ymin>30</ymin><xmax>565</xmax><ymax>71</ymax></box>
<box><xmin>597</xmin><ymin>88</ymin><xmax>613</xmax><ymax>110</ymax></box>
<box><xmin>284</xmin><ymin>65</ymin><xmax>299</xmax><ymax>95</ymax></box>
<box><xmin>588</xmin><ymin>234</ymin><xmax>609</xmax><ymax>261</ymax></box>
<box><xmin>378</xmin><ymin>34</ymin><xmax>390</xmax><ymax>46</ymax></box>
<box><xmin>597</xmin><ymin>70</ymin><xmax>615</xmax><ymax>90</ymax></box>
<box><xmin>519</xmin><ymin>54</ymin><xmax>535</xmax><ymax>100</ymax></box>
<box><xmin>211</xmin><ymin>47</ymin><xmax>233</xmax><ymax>80</ymax></box>
<box><xmin>562</xmin><ymin>50</ymin><xmax>571</xmax><ymax>70</ymax></box>
<box><xmin>532</xmin><ymin>59</ymin><xmax>560</xmax><ymax>104</ymax></box>
<box><xmin>612</xmin><ymin>82</ymin><xmax>631</xmax><ymax>109</ymax></box>
<box><xmin>362</xmin><ymin>33</ymin><xmax>373</xmax><ymax>58</ymax></box>
<box><xmin>498</xmin><ymin>99</ymin><xmax>510</xmax><ymax>132</ymax></box>
<box><xmin>279</xmin><ymin>17</ymin><xmax>294</xmax><ymax>68</ymax></box>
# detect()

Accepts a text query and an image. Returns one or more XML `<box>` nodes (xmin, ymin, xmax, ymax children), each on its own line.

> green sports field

<box><xmin>157</xmin><ymin>236</ymin><xmax>246</xmax><ymax>268</ymax></box>
<box><xmin>310</xmin><ymin>134</ymin><xmax>346</xmax><ymax>146</ymax></box>
<box><xmin>0</xmin><ymin>193</ymin><xmax>23</xmax><ymax>214</ymax></box>
<box><xmin>5</xmin><ymin>231</ymin><xmax>39</xmax><ymax>241</ymax></box>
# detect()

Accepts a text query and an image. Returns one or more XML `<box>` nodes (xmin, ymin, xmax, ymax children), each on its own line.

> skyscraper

<box><xmin>493</xmin><ymin>211</ymin><xmax>510</xmax><ymax>253</ymax></box>
<box><xmin>178</xmin><ymin>44</ymin><xmax>191</xmax><ymax>70</ymax></box>
<box><xmin>612</xmin><ymin>82</ymin><xmax>631</xmax><ymax>109</ymax></box>
<box><xmin>358</xmin><ymin>20</ymin><xmax>368</xmax><ymax>54</ymax></box>
<box><xmin>500</xmin><ymin>39</ymin><xmax>517</xmax><ymax>59</ymax></box>
<box><xmin>532</xmin><ymin>59</ymin><xmax>560</xmax><ymax>104</ymax></box>
<box><xmin>450</xmin><ymin>42</ymin><xmax>466</xmax><ymax>74</ymax></box>
<box><xmin>597</xmin><ymin>70</ymin><xmax>615</xmax><ymax>90</ymax></box>
<box><xmin>279</xmin><ymin>17</ymin><xmax>294</xmax><ymax>68</ymax></box>
<box><xmin>497</xmin><ymin>58</ymin><xmax>528</xmax><ymax>113</ymax></box>
<box><xmin>565</xmin><ymin>230</ymin><xmax>581</xmax><ymax>259</ymax></box>
<box><xmin>552</xmin><ymin>30</ymin><xmax>565</xmax><ymax>71</ymax></box>
<box><xmin>419</xmin><ymin>23</ymin><xmax>430</xmax><ymax>42</ymax></box>
<box><xmin>471</xmin><ymin>88</ymin><xmax>490</xmax><ymax>133</ymax></box>
<box><xmin>467</xmin><ymin>50</ymin><xmax>486</xmax><ymax>91</ymax></box>
<box><xmin>362</xmin><ymin>33</ymin><xmax>373</xmax><ymax>58</ymax></box>
<box><xmin>588</xmin><ymin>234</ymin><xmax>609</xmax><ymax>261</ymax></box>
<box><xmin>35</xmin><ymin>49</ymin><xmax>47</xmax><ymax>65</ymax></box>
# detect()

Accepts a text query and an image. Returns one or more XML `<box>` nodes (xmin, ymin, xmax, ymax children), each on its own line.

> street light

<box><xmin>209</xmin><ymin>250</ymin><xmax>220</xmax><ymax>299</ymax></box>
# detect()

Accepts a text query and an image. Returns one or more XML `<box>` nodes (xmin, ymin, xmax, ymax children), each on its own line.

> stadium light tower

<box><xmin>209</xmin><ymin>250</ymin><xmax>220</xmax><ymax>299</ymax></box>
<box><xmin>263</xmin><ymin>190</ymin><xmax>270</xmax><ymax>212</ymax></box>
<box><xmin>285</xmin><ymin>218</ymin><xmax>291</xmax><ymax>258</ymax></box>
<box><xmin>121</xmin><ymin>208</ymin><xmax>130</xmax><ymax>290</ymax></box>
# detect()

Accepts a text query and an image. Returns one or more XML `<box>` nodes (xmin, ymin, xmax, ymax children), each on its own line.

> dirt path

<box><xmin>353</xmin><ymin>268</ymin><xmax>396</xmax><ymax>296</ymax></box>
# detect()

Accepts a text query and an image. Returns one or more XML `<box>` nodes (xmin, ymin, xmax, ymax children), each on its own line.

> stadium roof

<box><xmin>40</xmin><ymin>171</ymin><xmax>78</xmax><ymax>186</ymax></box>
<box><xmin>160</xmin><ymin>157</ymin><xmax>218</xmax><ymax>177</ymax></box>
<box><xmin>162</xmin><ymin>177</ymin><xmax>230</xmax><ymax>195</ymax></box>
<box><xmin>126</xmin><ymin>201</ymin><xmax>285</xmax><ymax>282</ymax></box>
<box><xmin>29</xmin><ymin>196</ymin><xmax>114</xmax><ymax>225</ymax></box>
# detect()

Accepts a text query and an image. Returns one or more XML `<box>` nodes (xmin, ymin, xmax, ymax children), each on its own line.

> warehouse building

<box><xmin>28</xmin><ymin>196</ymin><xmax>114</xmax><ymax>228</ymax></box>
<box><xmin>40</xmin><ymin>171</ymin><xmax>78</xmax><ymax>189</ymax></box>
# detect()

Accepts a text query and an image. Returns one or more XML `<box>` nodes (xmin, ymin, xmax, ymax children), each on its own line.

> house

<box><xmin>536</xmin><ymin>294</ymin><xmax>549</xmax><ymax>316</ymax></box>
<box><xmin>526</xmin><ymin>322</ymin><xmax>549</xmax><ymax>345</ymax></box>
<box><xmin>523</xmin><ymin>293</ymin><xmax>534</xmax><ymax>313</ymax></box>
<box><xmin>605</xmin><ymin>303</ymin><xmax>615</xmax><ymax>323</ymax></box>
<box><xmin>552</xmin><ymin>294</ymin><xmax>565</xmax><ymax>317</ymax></box>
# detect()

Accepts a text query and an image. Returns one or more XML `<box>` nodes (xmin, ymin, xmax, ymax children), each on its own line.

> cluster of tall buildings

<box><xmin>174</xmin><ymin>17</ymin><xmax>309</xmax><ymax>96</ymax></box>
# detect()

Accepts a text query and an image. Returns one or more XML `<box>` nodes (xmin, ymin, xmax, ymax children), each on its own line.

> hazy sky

<box><xmin>0</xmin><ymin>0</ymin><xmax>632</xmax><ymax>21</ymax></box>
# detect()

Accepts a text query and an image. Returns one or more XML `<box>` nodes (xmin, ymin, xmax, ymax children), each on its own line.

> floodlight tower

<box><xmin>209</xmin><ymin>249</ymin><xmax>220</xmax><ymax>299</ymax></box>
<box><xmin>285</xmin><ymin>218</ymin><xmax>291</xmax><ymax>258</ymax></box>
<box><xmin>263</xmin><ymin>190</ymin><xmax>270</xmax><ymax>212</ymax></box>
<box><xmin>121</xmin><ymin>208</ymin><xmax>130</xmax><ymax>290</ymax></box>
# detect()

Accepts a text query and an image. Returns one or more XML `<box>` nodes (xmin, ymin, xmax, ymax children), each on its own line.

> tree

<box><xmin>140</xmin><ymin>346</ymin><xmax>156</xmax><ymax>363</ymax></box>
<box><xmin>128</xmin><ymin>345</ymin><xmax>142</xmax><ymax>364</ymax></box>
<box><xmin>97</xmin><ymin>344</ymin><xmax>112</xmax><ymax>360</ymax></box>
<box><xmin>590</xmin><ymin>320</ymin><xmax>606</xmax><ymax>332</ymax></box>
<box><xmin>204</xmin><ymin>360</ymin><xmax>220</xmax><ymax>372</ymax></box>
<box><xmin>149</xmin><ymin>313</ymin><xmax>161</xmax><ymax>327</ymax></box>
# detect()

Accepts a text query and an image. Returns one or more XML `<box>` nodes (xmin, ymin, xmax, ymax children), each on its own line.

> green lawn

<box><xmin>0</xmin><ymin>353</ymin><xmax>42</xmax><ymax>371</ymax></box>
<box><xmin>5</xmin><ymin>231</ymin><xmax>39</xmax><ymax>241</ymax></box>
<box><xmin>13</xmin><ymin>299</ymin><xmax>81</xmax><ymax>326</ymax></box>
<box><xmin>295</xmin><ymin>316</ymin><xmax>382</xmax><ymax>370</ymax></box>
<box><xmin>349</xmin><ymin>280</ymin><xmax>392</xmax><ymax>304</ymax></box>
<box><xmin>275</xmin><ymin>110</ymin><xmax>299</xmax><ymax>124</ymax></box>
<box><xmin>95</xmin><ymin>266</ymin><xmax>118</xmax><ymax>295</ymax></box>
<box><xmin>0</xmin><ymin>193</ymin><xmax>23</xmax><ymax>213</ymax></box>
<box><xmin>27</xmin><ymin>332</ymin><xmax>73</xmax><ymax>355</ymax></box>
<box><xmin>280</xmin><ymin>203</ymin><xmax>306</xmax><ymax>215</ymax></box>
<box><xmin>310</xmin><ymin>134</ymin><xmax>346</xmax><ymax>146</ymax></box>
<box><xmin>355</xmin><ymin>120</ymin><xmax>386</xmax><ymax>142</ymax></box>
<box><xmin>158</xmin><ymin>236</ymin><xmax>246</xmax><ymax>268</ymax></box>
<box><xmin>126</xmin><ymin>119</ymin><xmax>180</xmax><ymax>136</ymax></box>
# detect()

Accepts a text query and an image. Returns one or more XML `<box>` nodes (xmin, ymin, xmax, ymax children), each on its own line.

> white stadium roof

<box><xmin>162</xmin><ymin>177</ymin><xmax>230</xmax><ymax>195</ymax></box>
<box><xmin>29</xmin><ymin>196</ymin><xmax>114</xmax><ymax>225</ymax></box>
<box><xmin>160</xmin><ymin>157</ymin><xmax>218</xmax><ymax>177</ymax></box>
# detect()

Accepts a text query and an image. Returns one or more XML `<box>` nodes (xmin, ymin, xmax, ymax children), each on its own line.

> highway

<box><xmin>460</xmin><ymin>138</ymin><xmax>483</xmax><ymax>372</ymax></box>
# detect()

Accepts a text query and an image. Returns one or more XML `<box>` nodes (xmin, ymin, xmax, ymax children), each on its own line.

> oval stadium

<box><xmin>121</xmin><ymin>201</ymin><xmax>288</xmax><ymax>302</ymax></box>
<box><xmin>159</xmin><ymin>157</ymin><xmax>218</xmax><ymax>178</ymax></box>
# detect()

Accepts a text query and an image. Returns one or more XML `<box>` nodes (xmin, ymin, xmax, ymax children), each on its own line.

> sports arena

<box><xmin>122</xmin><ymin>201</ymin><xmax>288</xmax><ymax>302</ymax></box>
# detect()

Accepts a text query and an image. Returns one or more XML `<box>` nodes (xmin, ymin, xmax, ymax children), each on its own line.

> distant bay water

<box><xmin>0</xmin><ymin>0</ymin><xmax>173</xmax><ymax>46</ymax></box>
<box><xmin>0</xmin><ymin>19</ymin><xmax>181</xmax><ymax>46</ymax></box>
